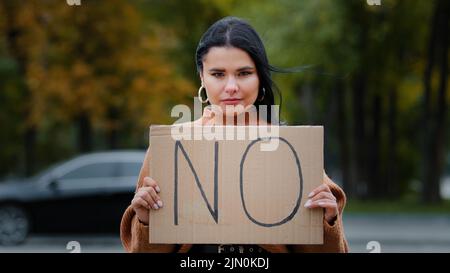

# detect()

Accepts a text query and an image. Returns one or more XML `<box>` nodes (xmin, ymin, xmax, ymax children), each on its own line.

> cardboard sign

<box><xmin>148</xmin><ymin>125</ymin><xmax>323</xmax><ymax>244</ymax></box>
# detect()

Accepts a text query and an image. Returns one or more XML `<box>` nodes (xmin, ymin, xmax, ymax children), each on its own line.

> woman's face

<box><xmin>200</xmin><ymin>46</ymin><xmax>259</xmax><ymax>116</ymax></box>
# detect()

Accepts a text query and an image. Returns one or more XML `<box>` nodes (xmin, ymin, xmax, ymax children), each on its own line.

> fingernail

<box><xmin>157</xmin><ymin>200</ymin><xmax>163</xmax><ymax>208</ymax></box>
<box><xmin>308</xmin><ymin>192</ymin><xmax>314</xmax><ymax>198</ymax></box>
<box><xmin>304</xmin><ymin>200</ymin><xmax>311</xmax><ymax>208</ymax></box>
<box><xmin>153</xmin><ymin>204</ymin><xmax>159</xmax><ymax>210</ymax></box>
<box><xmin>156</xmin><ymin>186</ymin><xmax>161</xmax><ymax>193</ymax></box>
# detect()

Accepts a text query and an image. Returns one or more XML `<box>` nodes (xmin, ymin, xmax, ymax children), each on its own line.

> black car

<box><xmin>0</xmin><ymin>150</ymin><xmax>145</xmax><ymax>245</ymax></box>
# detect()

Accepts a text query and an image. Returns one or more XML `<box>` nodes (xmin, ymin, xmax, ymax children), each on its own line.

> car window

<box><xmin>120</xmin><ymin>162</ymin><xmax>141</xmax><ymax>177</ymax></box>
<box><xmin>60</xmin><ymin>162</ymin><xmax>118</xmax><ymax>180</ymax></box>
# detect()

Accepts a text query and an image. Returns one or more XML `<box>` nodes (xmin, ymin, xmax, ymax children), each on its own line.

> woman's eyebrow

<box><xmin>237</xmin><ymin>66</ymin><xmax>255</xmax><ymax>71</ymax></box>
<box><xmin>208</xmin><ymin>68</ymin><xmax>225</xmax><ymax>72</ymax></box>
<box><xmin>208</xmin><ymin>66</ymin><xmax>255</xmax><ymax>72</ymax></box>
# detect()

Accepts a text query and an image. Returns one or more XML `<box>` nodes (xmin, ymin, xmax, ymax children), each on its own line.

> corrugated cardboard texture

<box><xmin>149</xmin><ymin>125</ymin><xmax>323</xmax><ymax>244</ymax></box>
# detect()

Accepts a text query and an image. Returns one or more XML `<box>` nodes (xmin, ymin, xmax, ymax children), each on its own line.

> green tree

<box><xmin>0</xmin><ymin>0</ymin><xmax>194</xmax><ymax>176</ymax></box>
<box><xmin>228</xmin><ymin>0</ymin><xmax>445</xmax><ymax>201</ymax></box>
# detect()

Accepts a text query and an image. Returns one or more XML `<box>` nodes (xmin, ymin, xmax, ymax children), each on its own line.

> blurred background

<box><xmin>0</xmin><ymin>0</ymin><xmax>449</xmax><ymax>252</ymax></box>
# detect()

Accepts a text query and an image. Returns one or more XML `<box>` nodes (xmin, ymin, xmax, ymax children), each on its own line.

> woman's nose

<box><xmin>224</xmin><ymin>77</ymin><xmax>238</xmax><ymax>95</ymax></box>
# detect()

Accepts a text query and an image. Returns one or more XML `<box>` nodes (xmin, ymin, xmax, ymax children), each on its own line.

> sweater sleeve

<box><xmin>120</xmin><ymin>148</ymin><xmax>178</xmax><ymax>253</ymax></box>
<box><xmin>290</xmin><ymin>174</ymin><xmax>349</xmax><ymax>253</ymax></box>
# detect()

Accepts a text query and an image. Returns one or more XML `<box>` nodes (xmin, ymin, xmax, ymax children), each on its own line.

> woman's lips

<box><xmin>221</xmin><ymin>98</ymin><xmax>242</xmax><ymax>105</ymax></box>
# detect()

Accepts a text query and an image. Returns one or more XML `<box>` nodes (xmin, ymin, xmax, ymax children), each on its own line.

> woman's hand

<box><xmin>130</xmin><ymin>177</ymin><xmax>163</xmax><ymax>225</ymax></box>
<box><xmin>304</xmin><ymin>173</ymin><xmax>338</xmax><ymax>224</ymax></box>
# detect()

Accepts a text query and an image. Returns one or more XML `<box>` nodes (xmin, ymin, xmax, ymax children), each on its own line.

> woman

<box><xmin>120</xmin><ymin>16</ymin><xmax>348</xmax><ymax>253</ymax></box>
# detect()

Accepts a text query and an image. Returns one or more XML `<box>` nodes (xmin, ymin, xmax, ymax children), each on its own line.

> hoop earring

<box><xmin>198</xmin><ymin>85</ymin><xmax>209</xmax><ymax>103</ymax></box>
<box><xmin>259</xmin><ymin>87</ymin><xmax>266</xmax><ymax>101</ymax></box>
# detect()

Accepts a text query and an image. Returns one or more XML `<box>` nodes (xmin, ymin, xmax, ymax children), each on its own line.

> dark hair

<box><xmin>195</xmin><ymin>16</ymin><xmax>282</xmax><ymax>124</ymax></box>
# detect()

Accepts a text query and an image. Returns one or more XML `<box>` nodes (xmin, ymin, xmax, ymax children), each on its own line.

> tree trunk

<box><xmin>336</xmin><ymin>80</ymin><xmax>354</xmax><ymax>197</ymax></box>
<box><xmin>348</xmin><ymin>2</ymin><xmax>370</xmax><ymax>199</ymax></box>
<box><xmin>24</xmin><ymin>127</ymin><xmax>37</xmax><ymax>177</ymax></box>
<box><xmin>426</xmin><ymin>0</ymin><xmax>449</xmax><ymax>203</ymax></box>
<box><xmin>422</xmin><ymin>0</ymin><xmax>448</xmax><ymax>203</ymax></box>
<box><xmin>368</xmin><ymin>94</ymin><xmax>382</xmax><ymax>199</ymax></box>
<box><xmin>387</xmin><ymin>86</ymin><xmax>398</xmax><ymax>198</ymax></box>
<box><xmin>77</xmin><ymin>114</ymin><xmax>92</xmax><ymax>153</ymax></box>
<box><xmin>299</xmin><ymin>84</ymin><xmax>315</xmax><ymax>124</ymax></box>
<box><xmin>3</xmin><ymin>1</ymin><xmax>37</xmax><ymax>177</ymax></box>
<box><xmin>108</xmin><ymin>130</ymin><xmax>119</xmax><ymax>150</ymax></box>
<box><xmin>422</xmin><ymin>0</ymin><xmax>439</xmax><ymax>203</ymax></box>
<box><xmin>351</xmin><ymin>73</ymin><xmax>368</xmax><ymax>198</ymax></box>
<box><xmin>107</xmin><ymin>107</ymin><xmax>120</xmax><ymax>149</ymax></box>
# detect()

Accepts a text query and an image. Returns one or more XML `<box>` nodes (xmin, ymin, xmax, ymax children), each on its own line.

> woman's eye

<box><xmin>239</xmin><ymin>71</ymin><xmax>252</xmax><ymax>76</ymax></box>
<box><xmin>212</xmin><ymin>72</ymin><xmax>224</xmax><ymax>78</ymax></box>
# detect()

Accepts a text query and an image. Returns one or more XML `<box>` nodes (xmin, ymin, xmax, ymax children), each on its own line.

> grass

<box><xmin>345</xmin><ymin>197</ymin><xmax>450</xmax><ymax>214</ymax></box>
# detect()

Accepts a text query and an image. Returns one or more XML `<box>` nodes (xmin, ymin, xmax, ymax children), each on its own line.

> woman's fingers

<box><xmin>131</xmin><ymin>196</ymin><xmax>150</xmax><ymax>210</ymax></box>
<box><xmin>130</xmin><ymin>176</ymin><xmax>163</xmax><ymax>225</ymax></box>
<box><xmin>136</xmin><ymin>190</ymin><xmax>155</xmax><ymax>209</ymax></box>
<box><xmin>139</xmin><ymin>176</ymin><xmax>163</xmax><ymax>209</ymax></box>
<box><xmin>143</xmin><ymin>176</ymin><xmax>161</xmax><ymax>193</ymax></box>
<box><xmin>304</xmin><ymin>199</ymin><xmax>337</xmax><ymax>209</ymax></box>
<box><xmin>304</xmin><ymin>198</ymin><xmax>338</xmax><ymax>223</ymax></box>
<box><xmin>310</xmin><ymin>191</ymin><xmax>336</xmax><ymax>202</ymax></box>
<box><xmin>308</xmin><ymin>183</ymin><xmax>331</xmax><ymax>198</ymax></box>
<box><xmin>145</xmin><ymin>186</ymin><xmax>163</xmax><ymax>209</ymax></box>
<box><xmin>135</xmin><ymin>187</ymin><xmax>163</xmax><ymax>210</ymax></box>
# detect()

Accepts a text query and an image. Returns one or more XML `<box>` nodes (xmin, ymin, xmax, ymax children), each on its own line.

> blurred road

<box><xmin>0</xmin><ymin>234</ymin><xmax>124</xmax><ymax>253</ymax></box>
<box><xmin>0</xmin><ymin>214</ymin><xmax>449</xmax><ymax>253</ymax></box>
<box><xmin>344</xmin><ymin>214</ymin><xmax>450</xmax><ymax>253</ymax></box>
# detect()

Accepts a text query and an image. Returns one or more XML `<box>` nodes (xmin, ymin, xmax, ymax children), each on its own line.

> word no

<box><xmin>173</xmin><ymin>137</ymin><xmax>303</xmax><ymax>227</ymax></box>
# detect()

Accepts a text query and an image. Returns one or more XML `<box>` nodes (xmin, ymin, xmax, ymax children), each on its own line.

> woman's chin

<box><xmin>221</xmin><ymin>103</ymin><xmax>256</xmax><ymax>112</ymax></box>
<box><xmin>207</xmin><ymin>103</ymin><xmax>255</xmax><ymax>124</ymax></box>
<box><xmin>219</xmin><ymin>104</ymin><xmax>243</xmax><ymax>115</ymax></box>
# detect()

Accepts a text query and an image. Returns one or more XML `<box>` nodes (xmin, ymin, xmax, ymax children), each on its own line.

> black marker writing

<box><xmin>239</xmin><ymin>137</ymin><xmax>303</xmax><ymax>227</ymax></box>
<box><xmin>173</xmin><ymin>138</ymin><xmax>302</xmax><ymax>227</ymax></box>
<box><xmin>174</xmin><ymin>141</ymin><xmax>219</xmax><ymax>225</ymax></box>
